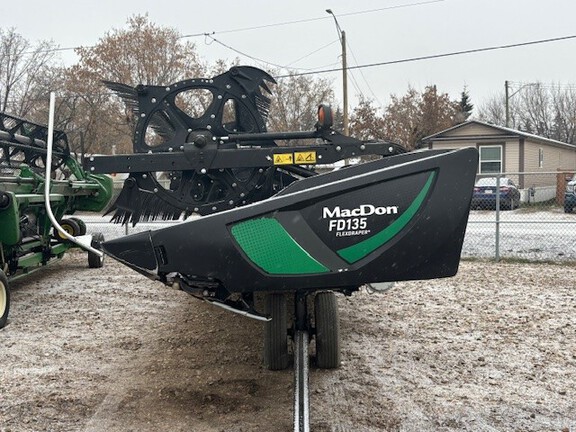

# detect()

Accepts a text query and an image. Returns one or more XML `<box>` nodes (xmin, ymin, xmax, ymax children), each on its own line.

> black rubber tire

<box><xmin>565</xmin><ymin>205</ymin><xmax>573</xmax><ymax>214</ymax></box>
<box><xmin>54</xmin><ymin>218</ymin><xmax>82</xmax><ymax>241</ymax></box>
<box><xmin>264</xmin><ymin>293</ymin><xmax>289</xmax><ymax>370</ymax></box>
<box><xmin>88</xmin><ymin>232</ymin><xmax>105</xmax><ymax>269</ymax></box>
<box><xmin>0</xmin><ymin>191</ymin><xmax>12</xmax><ymax>210</ymax></box>
<box><xmin>314</xmin><ymin>291</ymin><xmax>340</xmax><ymax>369</ymax></box>
<box><xmin>0</xmin><ymin>270</ymin><xmax>10</xmax><ymax>329</ymax></box>
<box><xmin>69</xmin><ymin>217</ymin><xmax>87</xmax><ymax>236</ymax></box>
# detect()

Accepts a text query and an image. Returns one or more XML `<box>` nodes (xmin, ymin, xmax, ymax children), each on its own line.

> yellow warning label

<box><xmin>295</xmin><ymin>151</ymin><xmax>317</xmax><ymax>164</ymax></box>
<box><xmin>273</xmin><ymin>153</ymin><xmax>294</xmax><ymax>165</ymax></box>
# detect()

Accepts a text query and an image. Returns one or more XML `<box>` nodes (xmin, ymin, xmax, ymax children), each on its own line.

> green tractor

<box><xmin>0</xmin><ymin>112</ymin><xmax>113</xmax><ymax>329</ymax></box>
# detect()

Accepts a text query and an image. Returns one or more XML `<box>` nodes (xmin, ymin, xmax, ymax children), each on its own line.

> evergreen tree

<box><xmin>455</xmin><ymin>87</ymin><xmax>473</xmax><ymax>123</ymax></box>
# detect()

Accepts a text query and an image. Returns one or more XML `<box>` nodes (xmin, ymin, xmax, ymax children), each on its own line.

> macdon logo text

<box><xmin>322</xmin><ymin>204</ymin><xmax>400</xmax><ymax>235</ymax></box>
<box><xmin>322</xmin><ymin>204</ymin><xmax>399</xmax><ymax>219</ymax></box>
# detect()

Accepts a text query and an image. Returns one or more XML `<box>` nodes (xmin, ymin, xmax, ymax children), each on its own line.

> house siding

<box><xmin>504</xmin><ymin>140</ymin><xmax>520</xmax><ymax>173</ymax></box>
<box><xmin>524</xmin><ymin>140</ymin><xmax>576</xmax><ymax>171</ymax></box>
<box><xmin>427</xmin><ymin>141</ymin><xmax>465</xmax><ymax>150</ymax></box>
<box><xmin>424</xmin><ymin>121</ymin><xmax>576</xmax><ymax>198</ymax></box>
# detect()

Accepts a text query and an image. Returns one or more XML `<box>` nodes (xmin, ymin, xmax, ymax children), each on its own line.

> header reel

<box><xmin>87</xmin><ymin>66</ymin><xmax>405</xmax><ymax>224</ymax></box>
<box><xmin>0</xmin><ymin>112</ymin><xmax>70</xmax><ymax>175</ymax></box>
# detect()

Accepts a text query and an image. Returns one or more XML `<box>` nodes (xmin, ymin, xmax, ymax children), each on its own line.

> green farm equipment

<box><xmin>0</xmin><ymin>112</ymin><xmax>113</xmax><ymax>328</ymax></box>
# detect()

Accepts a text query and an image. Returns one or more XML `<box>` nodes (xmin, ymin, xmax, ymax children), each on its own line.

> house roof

<box><xmin>423</xmin><ymin>120</ymin><xmax>576</xmax><ymax>150</ymax></box>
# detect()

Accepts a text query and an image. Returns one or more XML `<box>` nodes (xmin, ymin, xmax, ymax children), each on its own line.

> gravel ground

<box><xmin>1</xmin><ymin>252</ymin><xmax>575</xmax><ymax>431</ymax></box>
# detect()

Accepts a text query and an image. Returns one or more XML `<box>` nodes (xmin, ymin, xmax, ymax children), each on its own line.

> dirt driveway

<box><xmin>1</xmin><ymin>252</ymin><xmax>575</xmax><ymax>431</ymax></box>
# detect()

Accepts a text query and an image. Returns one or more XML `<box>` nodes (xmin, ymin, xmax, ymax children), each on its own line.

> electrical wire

<box><xmin>274</xmin><ymin>34</ymin><xmax>576</xmax><ymax>79</ymax></box>
<box><xmin>180</xmin><ymin>0</ymin><xmax>445</xmax><ymax>38</ymax></box>
<box><xmin>20</xmin><ymin>1</ymin><xmax>445</xmax><ymax>55</ymax></box>
<box><xmin>204</xmin><ymin>34</ymin><xmax>344</xmax><ymax>73</ymax></box>
<box><xmin>345</xmin><ymin>39</ymin><xmax>383</xmax><ymax>108</ymax></box>
<box><xmin>508</xmin><ymin>81</ymin><xmax>576</xmax><ymax>90</ymax></box>
<box><xmin>203</xmin><ymin>34</ymin><xmax>299</xmax><ymax>70</ymax></box>
<box><xmin>285</xmin><ymin>40</ymin><xmax>339</xmax><ymax>68</ymax></box>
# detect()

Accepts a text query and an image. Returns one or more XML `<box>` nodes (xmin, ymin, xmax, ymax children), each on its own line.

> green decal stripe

<box><xmin>337</xmin><ymin>171</ymin><xmax>436</xmax><ymax>263</ymax></box>
<box><xmin>231</xmin><ymin>218</ymin><xmax>329</xmax><ymax>275</ymax></box>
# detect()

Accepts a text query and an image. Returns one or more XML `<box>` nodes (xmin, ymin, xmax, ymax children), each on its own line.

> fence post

<box><xmin>495</xmin><ymin>173</ymin><xmax>501</xmax><ymax>261</ymax></box>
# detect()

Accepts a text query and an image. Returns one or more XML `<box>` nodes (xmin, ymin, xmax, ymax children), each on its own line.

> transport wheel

<box><xmin>314</xmin><ymin>291</ymin><xmax>340</xmax><ymax>369</ymax></box>
<box><xmin>54</xmin><ymin>218</ymin><xmax>82</xmax><ymax>241</ymax></box>
<box><xmin>88</xmin><ymin>232</ymin><xmax>105</xmax><ymax>269</ymax></box>
<box><xmin>0</xmin><ymin>270</ymin><xmax>10</xmax><ymax>329</ymax></box>
<box><xmin>69</xmin><ymin>217</ymin><xmax>87</xmax><ymax>235</ymax></box>
<box><xmin>264</xmin><ymin>293</ymin><xmax>289</xmax><ymax>370</ymax></box>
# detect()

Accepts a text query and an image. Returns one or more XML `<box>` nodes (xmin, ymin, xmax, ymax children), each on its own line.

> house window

<box><xmin>539</xmin><ymin>148</ymin><xmax>544</xmax><ymax>168</ymax></box>
<box><xmin>479</xmin><ymin>145</ymin><xmax>502</xmax><ymax>173</ymax></box>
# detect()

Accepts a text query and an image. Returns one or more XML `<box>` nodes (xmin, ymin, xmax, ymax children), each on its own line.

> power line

<box><xmin>204</xmin><ymin>34</ymin><xmax>342</xmax><ymax>73</ymax></box>
<box><xmin>285</xmin><ymin>40</ymin><xmax>339</xmax><ymax>68</ymax></box>
<box><xmin>274</xmin><ymin>34</ymin><xmax>576</xmax><ymax>79</ymax></box>
<box><xmin>203</xmin><ymin>34</ymin><xmax>299</xmax><ymax>70</ymax></box>
<box><xmin>508</xmin><ymin>80</ymin><xmax>576</xmax><ymax>89</ymax></box>
<box><xmin>22</xmin><ymin>1</ymin><xmax>445</xmax><ymax>55</ymax></box>
<box><xmin>181</xmin><ymin>0</ymin><xmax>445</xmax><ymax>38</ymax></box>
<box><xmin>344</xmin><ymin>39</ymin><xmax>383</xmax><ymax>108</ymax></box>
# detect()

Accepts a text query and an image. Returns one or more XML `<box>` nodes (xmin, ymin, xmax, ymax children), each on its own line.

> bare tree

<box><xmin>0</xmin><ymin>28</ymin><xmax>59</xmax><ymax>117</ymax></box>
<box><xmin>269</xmin><ymin>71</ymin><xmax>335</xmax><ymax>134</ymax></box>
<box><xmin>60</xmin><ymin>14</ymin><xmax>207</xmax><ymax>155</ymax></box>
<box><xmin>475</xmin><ymin>94</ymin><xmax>507</xmax><ymax>126</ymax></box>
<box><xmin>516</xmin><ymin>84</ymin><xmax>553</xmax><ymax>137</ymax></box>
<box><xmin>74</xmin><ymin>14</ymin><xmax>203</xmax><ymax>86</ymax></box>
<box><xmin>477</xmin><ymin>83</ymin><xmax>576</xmax><ymax>144</ymax></box>
<box><xmin>551</xmin><ymin>86</ymin><xmax>576</xmax><ymax>144</ymax></box>
<box><xmin>349</xmin><ymin>97</ymin><xmax>387</xmax><ymax>141</ymax></box>
<box><xmin>383</xmin><ymin>85</ymin><xmax>460</xmax><ymax>150</ymax></box>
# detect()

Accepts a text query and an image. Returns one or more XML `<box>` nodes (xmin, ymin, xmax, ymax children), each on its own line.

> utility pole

<box><xmin>341</xmin><ymin>29</ymin><xmax>348</xmax><ymax>136</ymax></box>
<box><xmin>326</xmin><ymin>9</ymin><xmax>348</xmax><ymax>136</ymax></box>
<box><xmin>505</xmin><ymin>81</ymin><xmax>538</xmax><ymax>129</ymax></box>
<box><xmin>505</xmin><ymin>80</ymin><xmax>510</xmax><ymax>128</ymax></box>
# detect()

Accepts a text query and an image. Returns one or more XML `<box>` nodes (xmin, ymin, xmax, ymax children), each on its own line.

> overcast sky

<box><xmin>4</xmin><ymin>0</ymin><xmax>576</xmax><ymax>113</ymax></box>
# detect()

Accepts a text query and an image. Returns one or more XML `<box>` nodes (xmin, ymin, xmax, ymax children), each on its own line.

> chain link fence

<box><xmin>77</xmin><ymin>173</ymin><xmax>576</xmax><ymax>264</ymax></box>
<box><xmin>464</xmin><ymin>171</ymin><xmax>575</xmax><ymax>262</ymax></box>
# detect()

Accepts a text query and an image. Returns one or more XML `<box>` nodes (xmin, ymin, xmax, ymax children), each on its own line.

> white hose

<box><xmin>44</xmin><ymin>92</ymin><xmax>104</xmax><ymax>257</ymax></box>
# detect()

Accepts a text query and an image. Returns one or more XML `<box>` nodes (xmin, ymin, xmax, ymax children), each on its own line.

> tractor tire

<box><xmin>264</xmin><ymin>293</ymin><xmax>289</xmax><ymax>370</ymax></box>
<box><xmin>54</xmin><ymin>218</ymin><xmax>82</xmax><ymax>242</ymax></box>
<box><xmin>314</xmin><ymin>291</ymin><xmax>340</xmax><ymax>369</ymax></box>
<box><xmin>88</xmin><ymin>232</ymin><xmax>105</xmax><ymax>269</ymax></box>
<box><xmin>0</xmin><ymin>270</ymin><xmax>10</xmax><ymax>329</ymax></box>
<box><xmin>69</xmin><ymin>217</ymin><xmax>87</xmax><ymax>236</ymax></box>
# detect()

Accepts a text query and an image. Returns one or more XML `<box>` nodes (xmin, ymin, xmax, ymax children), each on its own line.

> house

<box><xmin>423</xmin><ymin>120</ymin><xmax>576</xmax><ymax>202</ymax></box>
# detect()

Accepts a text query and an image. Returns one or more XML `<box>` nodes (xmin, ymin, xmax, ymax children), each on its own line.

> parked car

<box><xmin>564</xmin><ymin>174</ymin><xmax>576</xmax><ymax>213</ymax></box>
<box><xmin>471</xmin><ymin>177</ymin><xmax>521</xmax><ymax>210</ymax></box>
